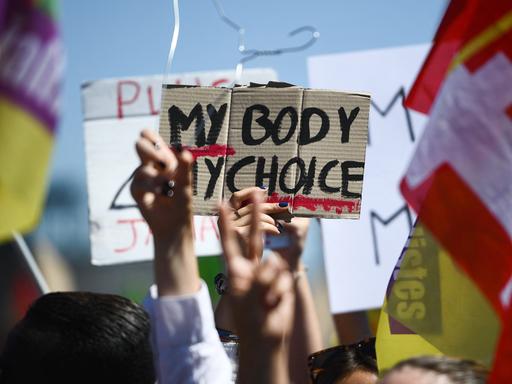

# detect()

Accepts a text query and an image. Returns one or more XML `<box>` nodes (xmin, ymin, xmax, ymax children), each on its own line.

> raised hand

<box><xmin>218</xmin><ymin>192</ymin><xmax>294</xmax><ymax>384</ymax></box>
<box><xmin>221</xmin><ymin>187</ymin><xmax>288</xmax><ymax>250</ymax></box>
<box><xmin>131</xmin><ymin>129</ymin><xmax>194</xmax><ymax>238</ymax></box>
<box><xmin>273</xmin><ymin>218</ymin><xmax>322</xmax><ymax>384</ymax></box>
<box><xmin>131</xmin><ymin>129</ymin><xmax>198</xmax><ymax>296</ymax></box>
<box><xmin>218</xmin><ymin>193</ymin><xmax>294</xmax><ymax>342</ymax></box>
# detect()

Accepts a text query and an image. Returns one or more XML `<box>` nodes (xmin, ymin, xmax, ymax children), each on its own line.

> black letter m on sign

<box><xmin>168</xmin><ymin>103</ymin><xmax>204</xmax><ymax>145</ymax></box>
<box><xmin>168</xmin><ymin>103</ymin><xmax>228</xmax><ymax>146</ymax></box>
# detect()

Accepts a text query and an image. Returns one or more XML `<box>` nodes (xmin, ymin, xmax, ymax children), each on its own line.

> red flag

<box><xmin>405</xmin><ymin>0</ymin><xmax>512</xmax><ymax>114</ymax></box>
<box><xmin>401</xmin><ymin>0</ymin><xmax>512</xmax><ymax>381</ymax></box>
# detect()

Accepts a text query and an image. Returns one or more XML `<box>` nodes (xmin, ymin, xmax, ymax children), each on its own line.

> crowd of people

<box><xmin>0</xmin><ymin>129</ymin><xmax>489</xmax><ymax>383</ymax></box>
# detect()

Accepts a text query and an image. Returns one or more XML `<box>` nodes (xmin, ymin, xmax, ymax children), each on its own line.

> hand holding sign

<box><xmin>219</xmin><ymin>194</ymin><xmax>294</xmax><ymax>384</ymax></box>
<box><xmin>159</xmin><ymin>83</ymin><xmax>370</xmax><ymax>219</ymax></box>
<box><xmin>226</xmin><ymin>186</ymin><xmax>289</xmax><ymax>243</ymax></box>
<box><xmin>218</xmin><ymin>194</ymin><xmax>295</xmax><ymax>342</ymax></box>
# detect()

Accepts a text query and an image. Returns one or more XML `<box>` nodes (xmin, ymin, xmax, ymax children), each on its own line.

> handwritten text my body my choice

<box><xmin>167</xmin><ymin>101</ymin><xmax>365</xmax><ymax>201</ymax></box>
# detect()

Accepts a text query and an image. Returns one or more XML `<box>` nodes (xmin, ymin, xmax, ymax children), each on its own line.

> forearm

<box><xmin>333</xmin><ymin>311</ymin><xmax>372</xmax><ymax>345</ymax></box>
<box><xmin>154</xmin><ymin>230</ymin><xmax>200</xmax><ymax>297</ymax></box>
<box><xmin>238</xmin><ymin>341</ymin><xmax>289</xmax><ymax>384</ymax></box>
<box><xmin>289</xmin><ymin>268</ymin><xmax>323</xmax><ymax>384</ymax></box>
<box><xmin>214</xmin><ymin>294</ymin><xmax>236</xmax><ymax>333</ymax></box>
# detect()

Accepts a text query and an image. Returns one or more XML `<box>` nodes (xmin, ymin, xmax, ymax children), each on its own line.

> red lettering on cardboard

<box><xmin>179</xmin><ymin>144</ymin><xmax>236</xmax><ymax>160</ymax></box>
<box><xmin>267</xmin><ymin>193</ymin><xmax>360</xmax><ymax>214</ymax></box>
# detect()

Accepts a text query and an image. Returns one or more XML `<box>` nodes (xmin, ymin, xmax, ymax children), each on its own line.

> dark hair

<box><xmin>309</xmin><ymin>339</ymin><xmax>378</xmax><ymax>384</ymax></box>
<box><xmin>389</xmin><ymin>355</ymin><xmax>489</xmax><ymax>384</ymax></box>
<box><xmin>0</xmin><ymin>291</ymin><xmax>155</xmax><ymax>384</ymax></box>
<box><xmin>317</xmin><ymin>349</ymin><xmax>377</xmax><ymax>384</ymax></box>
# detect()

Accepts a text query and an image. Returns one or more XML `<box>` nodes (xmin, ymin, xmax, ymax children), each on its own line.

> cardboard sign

<box><xmin>158</xmin><ymin>83</ymin><xmax>370</xmax><ymax>218</ymax></box>
<box><xmin>308</xmin><ymin>44</ymin><xmax>430</xmax><ymax>313</ymax></box>
<box><xmin>82</xmin><ymin>68</ymin><xmax>278</xmax><ymax>265</ymax></box>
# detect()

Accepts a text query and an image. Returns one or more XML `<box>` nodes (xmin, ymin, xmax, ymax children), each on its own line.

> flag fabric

<box><xmin>376</xmin><ymin>220</ymin><xmax>501</xmax><ymax>371</ymax></box>
<box><xmin>405</xmin><ymin>0</ymin><xmax>512</xmax><ymax>115</ymax></box>
<box><xmin>0</xmin><ymin>0</ymin><xmax>63</xmax><ymax>241</ymax></box>
<box><xmin>379</xmin><ymin>0</ymin><xmax>512</xmax><ymax>381</ymax></box>
<box><xmin>376</xmin><ymin>221</ymin><xmax>442</xmax><ymax>371</ymax></box>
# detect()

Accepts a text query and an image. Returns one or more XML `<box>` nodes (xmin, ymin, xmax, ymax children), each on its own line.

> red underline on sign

<box><xmin>267</xmin><ymin>193</ymin><xmax>360</xmax><ymax>214</ymax></box>
<box><xmin>175</xmin><ymin>144</ymin><xmax>236</xmax><ymax>160</ymax></box>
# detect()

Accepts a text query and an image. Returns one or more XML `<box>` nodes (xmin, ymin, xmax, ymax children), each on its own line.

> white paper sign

<box><xmin>308</xmin><ymin>44</ymin><xmax>430</xmax><ymax>313</ymax></box>
<box><xmin>83</xmin><ymin>68</ymin><xmax>278</xmax><ymax>265</ymax></box>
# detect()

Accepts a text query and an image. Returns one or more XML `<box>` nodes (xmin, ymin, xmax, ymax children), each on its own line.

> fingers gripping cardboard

<box><xmin>158</xmin><ymin>83</ymin><xmax>370</xmax><ymax>219</ymax></box>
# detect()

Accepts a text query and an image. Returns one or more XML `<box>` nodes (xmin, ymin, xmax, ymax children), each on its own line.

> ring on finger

<box><xmin>162</xmin><ymin>180</ymin><xmax>175</xmax><ymax>197</ymax></box>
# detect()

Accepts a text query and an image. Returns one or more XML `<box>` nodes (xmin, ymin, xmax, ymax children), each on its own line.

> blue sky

<box><xmin>40</xmin><ymin>0</ymin><xmax>447</xmax><ymax>261</ymax></box>
<box><xmin>54</xmin><ymin>0</ymin><xmax>446</xmax><ymax>183</ymax></box>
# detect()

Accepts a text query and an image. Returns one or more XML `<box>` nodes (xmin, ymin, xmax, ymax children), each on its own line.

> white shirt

<box><xmin>144</xmin><ymin>282</ymin><xmax>232</xmax><ymax>384</ymax></box>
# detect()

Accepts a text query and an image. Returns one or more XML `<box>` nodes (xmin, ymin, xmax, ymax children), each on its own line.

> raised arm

<box><xmin>275</xmin><ymin>218</ymin><xmax>323</xmax><ymax>384</ymax></box>
<box><xmin>218</xmin><ymin>193</ymin><xmax>295</xmax><ymax>384</ymax></box>
<box><xmin>214</xmin><ymin>187</ymin><xmax>286</xmax><ymax>333</ymax></box>
<box><xmin>132</xmin><ymin>129</ymin><xmax>231</xmax><ymax>384</ymax></box>
<box><xmin>214</xmin><ymin>189</ymin><xmax>322</xmax><ymax>383</ymax></box>
<box><xmin>131</xmin><ymin>129</ymin><xmax>198</xmax><ymax>296</ymax></box>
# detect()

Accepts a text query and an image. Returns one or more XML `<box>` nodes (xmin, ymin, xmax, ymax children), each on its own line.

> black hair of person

<box><xmin>0</xmin><ymin>291</ymin><xmax>155</xmax><ymax>384</ymax></box>
<box><xmin>315</xmin><ymin>347</ymin><xmax>378</xmax><ymax>384</ymax></box>
<box><xmin>389</xmin><ymin>355</ymin><xmax>489</xmax><ymax>384</ymax></box>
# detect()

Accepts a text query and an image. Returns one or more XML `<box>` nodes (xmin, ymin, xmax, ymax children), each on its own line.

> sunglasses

<box><xmin>308</xmin><ymin>337</ymin><xmax>376</xmax><ymax>383</ymax></box>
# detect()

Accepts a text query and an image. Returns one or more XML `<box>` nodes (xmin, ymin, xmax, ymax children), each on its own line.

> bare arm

<box><xmin>238</xmin><ymin>343</ymin><xmax>288</xmax><ymax>384</ymax></box>
<box><xmin>288</xmin><ymin>261</ymin><xmax>323</xmax><ymax>383</ymax></box>
<box><xmin>131</xmin><ymin>129</ymin><xmax>199</xmax><ymax>297</ymax></box>
<box><xmin>214</xmin><ymin>187</ymin><xmax>285</xmax><ymax>333</ymax></box>
<box><xmin>218</xmin><ymin>193</ymin><xmax>294</xmax><ymax>384</ymax></box>
<box><xmin>153</xmin><ymin>232</ymin><xmax>198</xmax><ymax>297</ymax></box>
<box><xmin>237</xmin><ymin>262</ymin><xmax>292</xmax><ymax>384</ymax></box>
<box><xmin>215</xmin><ymin>200</ymin><xmax>323</xmax><ymax>384</ymax></box>
<box><xmin>334</xmin><ymin>311</ymin><xmax>372</xmax><ymax>345</ymax></box>
<box><xmin>276</xmin><ymin>219</ymin><xmax>323</xmax><ymax>384</ymax></box>
<box><xmin>133</xmin><ymin>130</ymin><xmax>232</xmax><ymax>384</ymax></box>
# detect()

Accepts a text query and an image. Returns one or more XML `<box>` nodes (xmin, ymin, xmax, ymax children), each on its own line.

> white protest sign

<box><xmin>83</xmin><ymin>68</ymin><xmax>278</xmax><ymax>265</ymax></box>
<box><xmin>308</xmin><ymin>44</ymin><xmax>430</xmax><ymax>313</ymax></box>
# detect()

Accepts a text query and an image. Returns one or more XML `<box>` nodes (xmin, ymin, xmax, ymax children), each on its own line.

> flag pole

<box><xmin>12</xmin><ymin>231</ymin><xmax>50</xmax><ymax>294</ymax></box>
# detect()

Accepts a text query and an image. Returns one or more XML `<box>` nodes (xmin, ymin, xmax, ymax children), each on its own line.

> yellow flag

<box><xmin>377</xmin><ymin>221</ymin><xmax>500</xmax><ymax>371</ymax></box>
<box><xmin>0</xmin><ymin>1</ymin><xmax>62</xmax><ymax>241</ymax></box>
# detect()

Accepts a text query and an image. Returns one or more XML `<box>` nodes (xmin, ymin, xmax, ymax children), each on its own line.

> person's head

<box><xmin>309</xmin><ymin>338</ymin><xmax>378</xmax><ymax>384</ymax></box>
<box><xmin>0</xmin><ymin>291</ymin><xmax>155</xmax><ymax>384</ymax></box>
<box><xmin>380</xmin><ymin>355</ymin><xmax>489</xmax><ymax>384</ymax></box>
